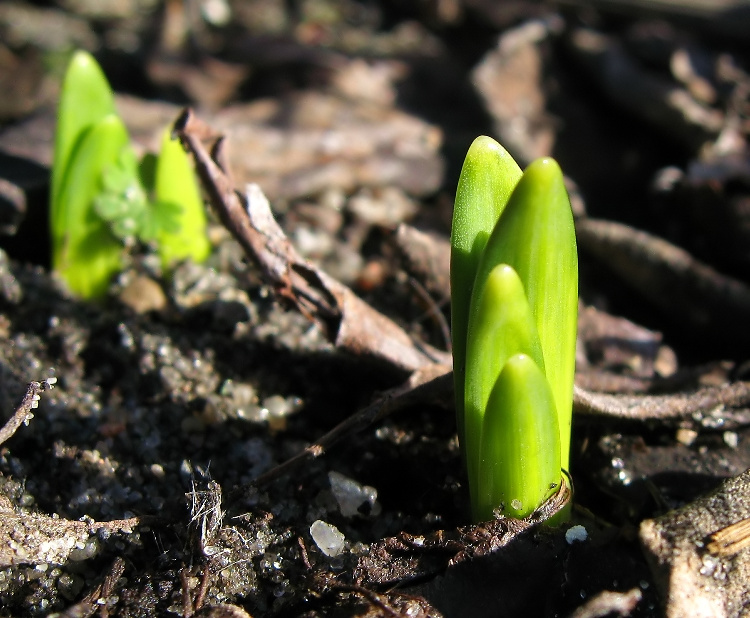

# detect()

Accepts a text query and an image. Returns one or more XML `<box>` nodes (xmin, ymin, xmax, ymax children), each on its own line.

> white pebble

<box><xmin>723</xmin><ymin>431</ymin><xmax>739</xmax><ymax>449</ymax></box>
<box><xmin>565</xmin><ymin>525</ymin><xmax>588</xmax><ymax>544</ymax></box>
<box><xmin>310</xmin><ymin>520</ymin><xmax>346</xmax><ymax>557</ymax></box>
<box><xmin>328</xmin><ymin>471</ymin><xmax>378</xmax><ymax>517</ymax></box>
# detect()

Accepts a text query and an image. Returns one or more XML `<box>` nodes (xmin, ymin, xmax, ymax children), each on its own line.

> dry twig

<box><xmin>707</xmin><ymin>516</ymin><xmax>750</xmax><ymax>556</ymax></box>
<box><xmin>573</xmin><ymin>381</ymin><xmax>750</xmax><ymax>427</ymax></box>
<box><xmin>173</xmin><ymin>110</ymin><xmax>450</xmax><ymax>375</ymax></box>
<box><xmin>576</xmin><ymin>217</ymin><xmax>750</xmax><ymax>346</ymax></box>
<box><xmin>238</xmin><ymin>373</ymin><xmax>750</xmax><ymax>492</ymax></box>
<box><xmin>0</xmin><ymin>378</ymin><xmax>56</xmax><ymax>447</ymax></box>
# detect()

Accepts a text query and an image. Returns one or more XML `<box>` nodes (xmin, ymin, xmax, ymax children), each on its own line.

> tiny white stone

<box><xmin>723</xmin><ymin>431</ymin><xmax>739</xmax><ymax>449</ymax></box>
<box><xmin>675</xmin><ymin>428</ymin><xmax>698</xmax><ymax>446</ymax></box>
<box><xmin>329</xmin><ymin>471</ymin><xmax>378</xmax><ymax>517</ymax></box>
<box><xmin>565</xmin><ymin>525</ymin><xmax>588</xmax><ymax>544</ymax></box>
<box><xmin>310</xmin><ymin>520</ymin><xmax>346</xmax><ymax>557</ymax></box>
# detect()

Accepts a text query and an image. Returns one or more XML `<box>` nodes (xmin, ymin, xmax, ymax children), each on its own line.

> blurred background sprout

<box><xmin>50</xmin><ymin>50</ymin><xmax>209</xmax><ymax>300</ymax></box>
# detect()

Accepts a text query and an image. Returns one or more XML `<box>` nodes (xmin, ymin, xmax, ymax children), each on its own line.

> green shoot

<box><xmin>451</xmin><ymin>137</ymin><xmax>578</xmax><ymax>522</ymax></box>
<box><xmin>51</xmin><ymin>50</ymin><xmax>116</xmax><ymax>216</ymax></box>
<box><xmin>152</xmin><ymin>128</ymin><xmax>211</xmax><ymax>269</ymax></box>
<box><xmin>464</xmin><ymin>263</ymin><xmax>545</xmax><ymax>516</ymax></box>
<box><xmin>473</xmin><ymin>157</ymin><xmax>579</xmax><ymax>471</ymax></box>
<box><xmin>450</xmin><ymin>136</ymin><xmax>522</xmax><ymax>450</ymax></box>
<box><xmin>53</xmin><ymin>113</ymin><xmax>132</xmax><ymax>299</ymax></box>
<box><xmin>478</xmin><ymin>353</ymin><xmax>560</xmax><ymax>521</ymax></box>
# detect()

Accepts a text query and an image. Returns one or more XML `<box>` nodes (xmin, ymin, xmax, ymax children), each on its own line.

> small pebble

<box><xmin>676</xmin><ymin>428</ymin><xmax>698</xmax><ymax>446</ymax></box>
<box><xmin>310</xmin><ymin>520</ymin><xmax>346</xmax><ymax>557</ymax></box>
<box><xmin>723</xmin><ymin>431</ymin><xmax>739</xmax><ymax>449</ymax></box>
<box><xmin>565</xmin><ymin>525</ymin><xmax>588</xmax><ymax>544</ymax></box>
<box><xmin>118</xmin><ymin>275</ymin><xmax>167</xmax><ymax>313</ymax></box>
<box><xmin>328</xmin><ymin>471</ymin><xmax>379</xmax><ymax>517</ymax></box>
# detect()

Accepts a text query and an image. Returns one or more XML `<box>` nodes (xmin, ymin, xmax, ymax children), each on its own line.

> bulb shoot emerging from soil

<box><xmin>451</xmin><ymin>137</ymin><xmax>578</xmax><ymax>522</ymax></box>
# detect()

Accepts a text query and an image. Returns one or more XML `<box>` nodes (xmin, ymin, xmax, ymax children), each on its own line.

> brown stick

<box><xmin>0</xmin><ymin>378</ymin><xmax>56</xmax><ymax>447</ymax></box>
<box><xmin>573</xmin><ymin>381</ymin><xmax>750</xmax><ymax>423</ymax></box>
<box><xmin>576</xmin><ymin>217</ymin><xmax>750</xmax><ymax>345</ymax></box>
<box><xmin>173</xmin><ymin>109</ymin><xmax>450</xmax><ymax>374</ymax></box>
<box><xmin>232</xmin><ymin>371</ymin><xmax>750</xmax><ymax>495</ymax></box>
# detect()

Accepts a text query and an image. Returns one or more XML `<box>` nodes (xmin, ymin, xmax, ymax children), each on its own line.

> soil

<box><xmin>1</xmin><ymin>1</ymin><xmax>750</xmax><ymax>617</ymax></box>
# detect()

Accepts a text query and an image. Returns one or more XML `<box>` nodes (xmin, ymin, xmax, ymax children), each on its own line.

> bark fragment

<box><xmin>640</xmin><ymin>470</ymin><xmax>750</xmax><ymax>618</ymax></box>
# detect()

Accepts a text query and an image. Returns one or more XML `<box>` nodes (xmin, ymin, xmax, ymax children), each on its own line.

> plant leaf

<box><xmin>93</xmin><ymin>147</ymin><xmax>150</xmax><ymax>244</ymax></box>
<box><xmin>450</xmin><ymin>136</ymin><xmax>522</xmax><ymax>449</ymax></box>
<box><xmin>475</xmin><ymin>157</ymin><xmax>578</xmax><ymax>470</ymax></box>
<box><xmin>153</xmin><ymin>128</ymin><xmax>210</xmax><ymax>268</ymax></box>
<box><xmin>51</xmin><ymin>50</ymin><xmax>116</xmax><ymax>228</ymax></box>
<box><xmin>476</xmin><ymin>353</ymin><xmax>560</xmax><ymax>521</ymax></box>
<box><xmin>53</xmin><ymin>114</ymin><xmax>130</xmax><ymax>299</ymax></box>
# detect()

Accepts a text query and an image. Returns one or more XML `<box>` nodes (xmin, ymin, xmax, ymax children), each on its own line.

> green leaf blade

<box><xmin>476</xmin><ymin>353</ymin><xmax>561</xmax><ymax>521</ymax></box>
<box><xmin>475</xmin><ymin>157</ymin><xmax>578</xmax><ymax>470</ymax></box>
<box><xmin>153</xmin><ymin>129</ymin><xmax>210</xmax><ymax>268</ymax></box>
<box><xmin>450</xmin><ymin>136</ymin><xmax>522</xmax><ymax>448</ymax></box>
<box><xmin>51</xmin><ymin>50</ymin><xmax>116</xmax><ymax>221</ymax></box>
<box><xmin>53</xmin><ymin>114</ymin><xmax>131</xmax><ymax>299</ymax></box>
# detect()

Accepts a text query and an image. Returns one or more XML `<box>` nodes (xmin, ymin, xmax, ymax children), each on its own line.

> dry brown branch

<box><xmin>173</xmin><ymin>109</ymin><xmax>450</xmax><ymax>374</ymax></box>
<box><xmin>573</xmin><ymin>381</ymin><xmax>750</xmax><ymax>427</ymax></box>
<box><xmin>395</xmin><ymin>218</ymin><xmax>750</xmax><ymax>358</ymax></box>
<box><xmin>0</xmin><ymin>378</ymin><xmax>56</xmax><ymax>447</ymax></box>
<box><xmin>576</xmin><ymin>217</ymin><xmax>750</xmax><ymax>346</ymax></box>
<box><xmin>707</xmin><ymin>516</ymin><xmax>750</xmax><ymax>556</ymax></box>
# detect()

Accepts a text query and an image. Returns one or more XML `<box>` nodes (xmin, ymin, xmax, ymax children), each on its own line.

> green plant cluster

<box><xmin>451</xmin><ymin>136</ymin><xmax>578</xmax><ymax>522</ymax></box>
<box><xmin>50</xmin><ymin>51</ymin><xmax>210</xmax><ymax>299</ymax></box>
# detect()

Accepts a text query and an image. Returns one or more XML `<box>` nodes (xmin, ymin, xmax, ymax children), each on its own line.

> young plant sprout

<box><xmin>143</xmin><ymin>128</ymin><xmax>211</xmax><ymax>269</ymax></box>
<box><xmin>50</xmin><ymin>50</ymin><xmax>126</xmax><ymax>299</ymax></box>
<box><xmin>451</xmin><ymin>136</ymin><xmax>578</xmax><ymax>522</ymax></box>
<box><xmin>50</xmin><ymin>50</ymin><xmax>209</xmax><ymax>299</ymax></box>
